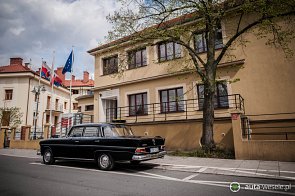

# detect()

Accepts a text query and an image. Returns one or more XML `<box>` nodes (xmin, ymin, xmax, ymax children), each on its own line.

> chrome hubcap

<box><xmin>44</xmin><ymin>151</ymin><xmax>51</xmax><ymax>162</ymax></box>
<box><xmin>100</xmin><ymin>155</ymin><xmax>109</xmax><ymax>168</ymax></box>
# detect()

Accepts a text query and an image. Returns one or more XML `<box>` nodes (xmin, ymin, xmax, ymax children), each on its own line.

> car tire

<box><xmin>97</xmin><ymin>153</ymin><xmax>114</xmax><ymax>171</ymax></box>
<box><xmin>43</xmin><ymin>148</ymin><xmax>55</xmax><ymax>165</ymax></box>
<box><xmin>130</xmin><ymin>160</ymin><xmax>141</xmax><ymax>165</ymax></box>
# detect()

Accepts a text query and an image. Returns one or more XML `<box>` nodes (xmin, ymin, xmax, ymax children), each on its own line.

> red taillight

<box><xmin>135</xmin><ymin>148</ymin><xmax>147</xmax><ymax>153</ymax></box>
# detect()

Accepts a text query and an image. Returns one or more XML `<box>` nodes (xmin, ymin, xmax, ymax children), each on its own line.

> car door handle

<box><xmin>74</xmin><ymin>141</ymin><xmax>79</xmax><ymax>143</ymax></box>
<box><xmin>94</xmin><ymin>140</ymin><xmax>100</xmax><ymax>143</ymax></box>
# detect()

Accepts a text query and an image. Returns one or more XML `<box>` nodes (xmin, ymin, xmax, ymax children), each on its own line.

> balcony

<box><xmin>45</xmin><ymin>103</ymin><xmax>64</xmax><ymax>112</ymax></box>
<box><xmin>106</xmin><ymin>94</ymin><xmax>245</xmax><ymax>123</ymax></box>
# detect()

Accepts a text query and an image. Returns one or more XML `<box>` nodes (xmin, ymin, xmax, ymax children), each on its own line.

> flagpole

<box><xmin>69</xmin><ymin>47</ymin><xmax>74</xmax><ymax>124</ymax></box>
<box><xmin>39</xmin><ymin>58</ymin><xmax>42</xmax><ymax>86</ymax></box>
<box><xmin>50</xmin><ymin>51</ymin><xmax>55</xmax><ymax>136</ymax></box>
<box><xmin>69</xmin><ymin>48</ymin><xmax>73</xmax><ymax>114</ymax></box>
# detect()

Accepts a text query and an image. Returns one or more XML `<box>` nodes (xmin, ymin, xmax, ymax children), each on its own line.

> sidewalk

<box><xmin>1</xmin><ymin>148</ymin><xmax>294</xmax><ymax>181</ymax></box>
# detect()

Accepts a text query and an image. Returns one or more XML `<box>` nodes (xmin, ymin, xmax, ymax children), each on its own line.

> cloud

<box><xmin>0</xmin><ymin>0</ymin><xmax>120</xmax><ymax>79</ymax></box>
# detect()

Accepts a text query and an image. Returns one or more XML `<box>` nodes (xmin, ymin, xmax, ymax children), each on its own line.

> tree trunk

<box><xmin>201</xmin><ymin>80</ymin><xmax>216</xmax><ymax>151</ymax></box>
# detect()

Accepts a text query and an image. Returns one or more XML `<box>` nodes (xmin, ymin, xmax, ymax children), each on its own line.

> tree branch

<box><xmin>215</xmin><ymin>10</ymin><xmax>295</xmax><ymax>65</ymax></box>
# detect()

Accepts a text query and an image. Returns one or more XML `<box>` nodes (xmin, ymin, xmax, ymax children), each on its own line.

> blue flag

<box><xmin>62</xmin><ymin>50</ymin><xmax>73</xmax><ymax>74</ymax></box>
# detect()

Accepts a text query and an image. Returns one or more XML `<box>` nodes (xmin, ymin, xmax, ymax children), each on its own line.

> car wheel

<box><xmin>97</xmin><ymin>153</ymin><xmax>114</xmax><ymax>170</ymax></box>
<box><xmin>130</xmin><ymin>160</ymin><xmax>141</xmax><ymax>165</ymax></box>
<box><xmin>43</xmin><ymin>148</ymin><xmax>55</xmax><ymax>165</ymax></box>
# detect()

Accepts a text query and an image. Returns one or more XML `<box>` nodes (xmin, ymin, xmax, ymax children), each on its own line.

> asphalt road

<box><xmin>0</xmin><ymin>155</ymin><xmax>294</xmax><ymax>196</ymax></box>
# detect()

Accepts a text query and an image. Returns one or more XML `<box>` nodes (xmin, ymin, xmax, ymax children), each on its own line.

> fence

<box><xmin>241</xmin><ymin>113</ymin><xmax>295</xmax><ymax>140</ymax></box>
<box><xmin>53</xmin><ymin>113</ymin><xmax>94</xmax><ymax>137</ymax></box>
<box><xmin>106</xmin><ymin>94</ymin><xmax>244</xmax><ymax>123</ymax></box>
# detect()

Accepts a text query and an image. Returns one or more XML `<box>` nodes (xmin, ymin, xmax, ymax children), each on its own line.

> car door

<box><xmin>67</xmin><ymin>126</ymin><xmax>84</xmax><ymax>158</ymax></box>
<box><xmin>79</xmin><ymin>126</ymin><xmax>101</xmax><ymax>159</ymax></box>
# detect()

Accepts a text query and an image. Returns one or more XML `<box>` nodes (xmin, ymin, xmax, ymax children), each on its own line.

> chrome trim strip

<box><xmin>132</xmin><ymin>151</ymin><xmax>166</xmax><ymax>161</ymax></box>
<box><xmin>54</xmin><ymin>157</ymin><xmax>94</xmax><ymax>161</ymax></box>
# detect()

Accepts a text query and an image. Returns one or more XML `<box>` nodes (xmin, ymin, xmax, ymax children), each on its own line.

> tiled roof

<box><xmin>63</xmin><ymin>79</ymin><xmax>94</xmax><ymax>87</ymax></box>
<box><xmin>0</xmin><ymin>64</ymin><xmax>32</xmax><ymax>73</ymax></box>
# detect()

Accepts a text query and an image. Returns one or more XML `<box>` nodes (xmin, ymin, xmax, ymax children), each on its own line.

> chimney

<box><xmin>10</xmin><ymin>57</ymin><xmax>23</xmax><ymax>66</ymax></box>
<box><xmin>56</xmin><ymin>67</ymin><xmax>65</xmax><ymax>84</ymax></box>
<box><xmin>72</xmin><ymin>75</ymin><xmax>75</xmax><ymax>81</ymax></box>
<box><xmin>83</xmin><ymin>71</ymin><xmax>89</xmax><ymax>83</ymax></box>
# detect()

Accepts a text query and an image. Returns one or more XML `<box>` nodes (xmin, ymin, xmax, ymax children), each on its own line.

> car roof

<box><xmin>71</xmin><ymin>123</ymin><xmax>125</xmax><ymax>127</ymax></box>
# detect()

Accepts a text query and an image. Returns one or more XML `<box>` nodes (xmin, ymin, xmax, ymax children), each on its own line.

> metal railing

<box><xmin>52</xmin><ymin>113</ymin><xmax>94</xmax><ymax>138</ymax></box>
<box><xmin>46</xmin><ymin>103</ymin><xmax>64</xmax><ymax>112</ymax></box>
<box><xmin>106</xmin><ymin>94</ymin><xmax>244</xmax><ymax>123</ymax></box>
<box><xmin>241</xmin><ymin>113</ymin><xmax>295</xmax><ymax>140</ymax></box>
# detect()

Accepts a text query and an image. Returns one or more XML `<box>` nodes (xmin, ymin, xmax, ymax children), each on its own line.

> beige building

<box><xmin>0</xmin><ymin>58</ymin><xmax>71</xmax><ymax>138</ymax></box>
<box><xmin>75</xmin><ymin>94</ymin><xmax>94</xmax><ymax>119</ymax></box>
<box><xmin>88</xmin><ymin>14</ymin><xmax>295</xmax><ymax>151</ymax></box>
<box><xmin>55</xmin><ymin>68</ymin><xmax>94</xmax><ymax>113</ymax></box>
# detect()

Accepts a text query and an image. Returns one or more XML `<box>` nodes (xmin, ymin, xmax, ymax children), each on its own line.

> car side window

<box><xmin>69</xmin><ymin>127</ymin><xmax>84</xmax><ymax>137</ymax></box>
<box><xmin>83</xmin><ymin>127</ymin><xmax>99</xmax><ymax>137</ymax></box>
<box><xmin>102</xmin><ymin>126</ymin><xmax>116</xmax><ymax>137</ymax></box>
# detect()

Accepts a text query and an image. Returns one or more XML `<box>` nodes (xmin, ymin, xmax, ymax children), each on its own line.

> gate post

<box><xmin>230</xmin><ymin>109</ymin><xmax>245</xmax><ymax>159</ymax></box>
<box><xmin>43</xmin><ymin>124</ymin><xmax>50</xmax><ymax>139</ymax></box>
<box><xmin>0</xmin><ymin>127</ymin><xmax>6</xmax><ymax>149</ymax></box>
<box><xmin>25</xmin><ymin>126</ymin><xmax>31</xmax><ymax>141</ymax></box>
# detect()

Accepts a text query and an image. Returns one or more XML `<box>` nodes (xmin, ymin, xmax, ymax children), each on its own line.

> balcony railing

<box><xmin>106</xmin><ymin>94</ymin><xmax>244</xmax><ymax>123</ymax></box>
<box><xmin>46</xmin><ymin>103</ymin><xmax>64</xmax><ymax>112</ymax></box>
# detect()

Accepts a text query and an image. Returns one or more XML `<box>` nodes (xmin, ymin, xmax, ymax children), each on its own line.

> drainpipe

<box><xmin>25</xmin><ymin>77</ymin><xmax>32</xmax><ymax>125</ymax></box>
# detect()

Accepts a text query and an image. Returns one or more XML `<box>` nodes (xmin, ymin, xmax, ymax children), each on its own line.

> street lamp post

<box><xmin>31</xmin><ymin>85</ymin><xmax>46</xmax><ymax>140</ymax></box>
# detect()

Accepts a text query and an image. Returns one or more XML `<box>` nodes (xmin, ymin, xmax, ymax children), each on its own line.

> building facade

<box><xmin>88</xmin><ymin>14</ymin><xmax>295</xmax><ymax>150</ymax></box>
<box><xmin>0</xmin><ymin>58</ymin><xmax>71</xmax><ymax>138</ymax></box>
<box><xmin>55</xmin><ymin>68</ymin><xmax>94</xmax><ymax>113</ymax></box>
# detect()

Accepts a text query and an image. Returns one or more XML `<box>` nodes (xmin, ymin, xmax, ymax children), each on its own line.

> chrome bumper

<box><xmin>132</xmin><ymin>151</ymin><xmax>166</xmax><ymax>161</ymax></box>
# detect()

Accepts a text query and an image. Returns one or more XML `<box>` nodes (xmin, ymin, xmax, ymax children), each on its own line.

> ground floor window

<box><xmin>160</xmin><ymin>87</ymin><xmax>184</xmax><ymax>113</ymax></box>
<box><xmin>128</xmin><ymin>92</ymin><xmax>148</xmax><ymax>116</ymax></box>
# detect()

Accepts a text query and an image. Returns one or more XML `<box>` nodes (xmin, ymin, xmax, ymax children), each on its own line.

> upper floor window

<box><xmin>158</xmin><ymin>41</ymin><xmax>181</xmax><ymax>62</ymax></box>
<box><xmin>103</xmin><ymin>55</ymin><xmax>118</xmax><ymax>75</ymax></box>
<box><xmin>87</xmin><ymin>90</ymin><xmax>93</xmax><ymax>95</ymax></box>
<box><xmin>47</xmin><ymin>96</ymin><xmax>51</xmax><ymax>109</ymax></box>
<box><xmin>194</xmin><ymin>25</ymin><xmax>223</xmax><ymax>53</ymax></box>
<box><xmin>85</xmin><ymin>105</ymin><xmax>94</xmax><ymax>111</ymax></box>
<box><xmin>72</xmin><ymin>89</ymin><xmax>79</xmax><ymax>94</ymax></box>
<box><xmin>5</xmin><ymin>89</ymin><xmax>13</xmax><ymax>100</ymax></box>
<box><xmin>129</xmin><ymin>92</ymin><xmax>148</xmax><ymax>116</ymax></box>
<box><xmin>73</xmin><ymin>103</ymin><xmax>78</xmax><ymax>110</ymax></box>
<box><xmin>64</xmin><ymin>102</ymin><xmax>67</xmax><ymax>109</ymax></box>
<box><xmin>128</xmin><ymin>48</ymin><xmax>147</xmax><ymax>69</ymax></box>
<box><xmin>160</xmin><ymin>87</ymin><xmax>184</xmax><ymax>113</ymax></box>
<box><xmin>197</xmin><ymin>81</ymin><xmax>229</xmax><ymax>110</ymax></box>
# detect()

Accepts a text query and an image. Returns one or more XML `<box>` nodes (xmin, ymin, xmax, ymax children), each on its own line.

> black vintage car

<box><xmin>39</xmin><ymin>123</ymin><xmax>166</xmax><ymax>170</ymax></box>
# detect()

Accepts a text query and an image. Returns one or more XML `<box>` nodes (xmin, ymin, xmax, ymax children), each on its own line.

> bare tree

<box><xmin>106</xmin><ymin>0</ymin><xmax>295</xmax><ymax>151</ymax></box>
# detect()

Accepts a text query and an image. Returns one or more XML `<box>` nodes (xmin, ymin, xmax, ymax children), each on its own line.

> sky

<box><xmin>0</xmin><ymin>0</ymin><xmax>121</xmax><ymax>80</ymax></box>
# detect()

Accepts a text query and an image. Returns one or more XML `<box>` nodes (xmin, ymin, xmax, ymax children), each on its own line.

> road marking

<box><xmin>154</xmin><ymin>164</ymin><xmax>295</xmax><ymax>180</ymax></box>
<box><xmin>197</xmin><ymin>167</ymin><xmax>207</xmax><ymax>173</ymax></box>
<box><xmin>182</xmin><ymin>173</ymin><xmax>199</xmax><ymax>181</ymax></box>
<box><xmin>30</xmin><ymin>162</ymin><xmax>295</xmax><ymax>195</ymax></box>
<box><xmin>136</xmin><ymin>171</ymin><xmax>180</xmax><ymax>180</ymax></box>
<box><xmin>154</xmin><ymin>162</ymin><xmax>295</xmax><ymax>174</ymax></box>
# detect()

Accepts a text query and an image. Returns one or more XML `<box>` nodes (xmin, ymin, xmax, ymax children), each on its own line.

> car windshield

<box><xmin>108</xmin><ymin>124</ymin><xmax>134</xmax><ymax>136</ymax></box>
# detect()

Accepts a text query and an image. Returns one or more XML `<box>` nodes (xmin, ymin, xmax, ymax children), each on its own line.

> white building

<box><xmin>0</xmin><ymin>57</ymin><xmax>71</xmax><ymax>138</ymax></box>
